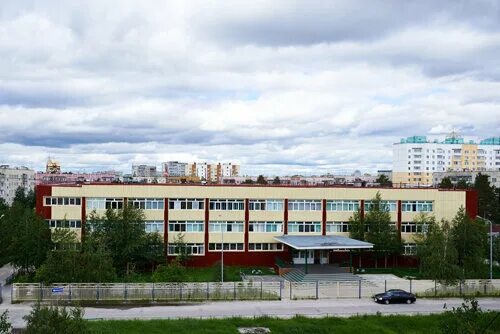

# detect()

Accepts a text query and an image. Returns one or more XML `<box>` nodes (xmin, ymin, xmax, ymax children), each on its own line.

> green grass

<box><xmin>87</xmin><ymin>314</ymin><xmax>500</xmax><ymax>334</ymax></box>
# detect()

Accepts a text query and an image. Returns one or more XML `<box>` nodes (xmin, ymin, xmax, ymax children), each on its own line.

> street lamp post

<box><xmin>221</xmin><ymin>221</ymin><xmax>224</xmax><ymax>283</ymax></box>
<box><xmin>478</xmin><ymin>215</ymin><xmax>493</xmax><ymax>281</ymax></box>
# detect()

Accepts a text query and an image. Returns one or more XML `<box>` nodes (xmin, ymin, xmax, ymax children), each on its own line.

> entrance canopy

<box><xmin>274</xmin><ymin>235</ymin><xmax>373</xmax><ymax>250</ymax></box>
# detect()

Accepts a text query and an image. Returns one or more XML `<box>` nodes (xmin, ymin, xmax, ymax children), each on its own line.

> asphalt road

<box><xmin>2</xmin><ymin>295</ymin><xmax>500</xmax><ymax>329</ymax></box>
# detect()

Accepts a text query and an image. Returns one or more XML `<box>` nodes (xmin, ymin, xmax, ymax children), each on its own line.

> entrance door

<box><xmin>320</xmin><ymin>250</ymin><xmax>329</xmax><ymax>264</ymax></box>
<box><xmin>292</xmin><ymin>250</ymin><xmax>314</xmax><ymax>264</ymax></box>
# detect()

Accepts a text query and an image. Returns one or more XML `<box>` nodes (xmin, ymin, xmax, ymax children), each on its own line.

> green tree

<box><xmin>416</xmin><ymin>218</ymin><xmax>460</xmax><ymax>284</ymax></box>
<box><xmin>35</xmin><ymin>250</ymin><xmax>116</xmax><ymax>284</ymax></box>
<box><xmin>23</xmin><ymin>303</ymin><xmax>89</xmax><ymax>334</ymax></box>
<box><xmin>364</xmin><ymin>193</ymin><xmax>401</xmax><ymax>268</ymax></box>
<box><xmin>473</xmin><ymin>173</ymin><xmax>498</xmax><ymax>221</ymax></box>
<box><xmin>169</xmin><ymin>233</ymin><xmax>191</xmax><ymax>265</ymax></box>
<box><xmin>5</xmin><ymin>204</ymin><xmax>52</xmax><ymax>274</ymax></box>
<box><xmin>256</xmin><ymin>175</ymin><xmax>268</xmax><ymax>184</ymax></box>
<box><xmin>451</xmin><ymin>208</ymin><xmax>488</xmax><ymax>279</ymax></box>
<box><xmin>272</xmin><ymin>176</ymin><xmax>281</xmax><ymax>185</ymax></box>
<box><xmin>152</xmin><ymin>260</ymin><xmax>187</xmax><ymax>282</ymax></box>
<box><xmin>51</xmin><ymin>227</ymin><xmax>79</xmax><ymax>250</ymax></box>
<box><xmin>137</xmin><ymin>232</ymin><xmax>165</xmax><ymax>271</ymax></box>
<box><xmin>0</xmin><ymin>310</ymin><xmax>12</xmax><ymax>334</ymax></box>
<box><xmin>439</xmin><ymin>177</ymin><xmax>453</xmax><ymax>189</ymax></box>
<box><xmin>242</xmin><ymin>179</ymin><xmax>254</xmax><ymax>184</ymax></box>
<box><xmin>440</xmin><ymin>297</ymin><xmax>499</xmax><ymax>334</ymax></box>
<box><xmin>349</xmin><ymin>210</ymin><xmax>364</xmax><ymax>241</ymax></box>
<box><xmin>86</xmin><ymin>205</ymin><xmax>147</xmax><ymax>275</ymax></box>
<box><xmin>456</xmin><ymin>179</ymin><xmax>470</xmax><ymax>189</ymax></box>
<box><xmin>376</xmin><ymin>174</ymin><xmax>392</xmax><ymax>187</ymax></box>
<box><xmin>493</xmin><ymin>236</ymin><xmax>500</xmax><ymax>263</ymax></box>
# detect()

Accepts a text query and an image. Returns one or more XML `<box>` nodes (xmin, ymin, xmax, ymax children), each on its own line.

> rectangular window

<box><xmin>209</xmin><ymin>199</ymin><xmax>244</xmax><ymax>211</ymax></box>
<box><xmin>168</xmin><ymin>198</ymin><xmax>205</xmax><ymax>210</ymax></box>
<box><xmin>129</xmin><ymin>198</ymin><xmax>164</xmax><ymax>210</ymax></box>
<box><xmin>248</xmin><ymin>221</ymin><xmax>283</xmax><ymax>233</ymax></box>
<box><xmin>326</xmin><ymin>222</ymin><xmax>351</xmax><ymax>233</ymax></box>
<box><xmin>208</xmin><ymin>243</ymin><xmax>244</xmax><ymax>251</ymax></box>
<box><xmin>248</xmin><ymin>199</ymin><xmax>284</xmax><ymax>211</ymax></box>
<box><xmin>288</xmin><ymin>200</ymin><xmax>322</xmax><ymax>211</ymax></box>
<box><xmin>326</xmin><ymin>200</ymin><xmax>359</xmax><ymax>212</ymax></box>
<box><xmin>364</xmin><ymin>200</ymin><xmax>397</xmax><ymax>212</ymax></box>
<box><xmin>46</xmin><ymin>220</ymin><xmax>81</xmax><ymax>228</ymax></box>
<box><xmin>168</xmin><ymin>221</ymin><xmax>204</xmax><ymax>232</ymax></box>
<box><xmin>86</xmin><ymin>198</ymin><xmax>106</xmax><ymax>210</ymax></box>
<box><xmin>401</xmin><ymin>201</ymin><xmax>433</xmax><ymax>212</ymax></box>
<box><xmin>145</xmin><ymin>221</ymin><xmax>164</xmax><ymax>233</ymax></box>
<box><xmin>403</xmin><ymin>243</ymin><xmax>417</xmax><ymax>255</ymax></box>
<box><xmin>209</xmin><ymin>221</ymin><xmax>244</xmax><ymax>233</ymax></box>
<box><xmin>288</xmin><ymin>221</ymin><xmax>321</xmax><ymax>233</ymax></box>
<box><xmin>44</xmin><ymin>197</ymin><xmax>81</xmax><ymax>206</ymax></box>
<box><xmin>401</xmin><ymin>222</ymin><xmax>429</xmax><ymax>233</ymax></box>
<box><xmin>248</xmin><ymin>243</ymin><xmax>283</xmax><ymax>251</ymax></box>
<box><xmin>167</xmin><ymin>243</ymin><xmax>204</xmax><ymax>256</ymax></box>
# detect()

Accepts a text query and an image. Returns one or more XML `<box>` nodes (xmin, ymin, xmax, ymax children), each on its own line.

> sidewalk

<box><xmin>0</xmin><ymin>264</ymin><xmax>14</xmax><ymax>285</ymax></box>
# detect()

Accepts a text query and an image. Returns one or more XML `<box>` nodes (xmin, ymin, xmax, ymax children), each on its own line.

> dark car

<box><xmin>373</xmin><ymin>289</ymin><xmax>416</xmax><ymax>304</ymax></box>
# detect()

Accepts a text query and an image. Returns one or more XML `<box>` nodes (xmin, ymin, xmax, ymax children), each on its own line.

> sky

<box><xmin>0</xmin><ymin>0</ymin><xmax>499</xmax><ymax>176</ymax></box>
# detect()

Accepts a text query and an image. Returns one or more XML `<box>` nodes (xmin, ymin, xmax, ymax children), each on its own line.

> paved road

<box><xmin>2</xmin><ymin>296</ymin><xmax>500</xmax><ymax>328</ymax></box>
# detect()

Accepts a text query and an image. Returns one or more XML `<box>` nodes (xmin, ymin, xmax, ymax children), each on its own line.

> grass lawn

<box><xmin>87</xmin><ymin>314</ymin><xmax>500</xmax><ymax>334</ymax></box>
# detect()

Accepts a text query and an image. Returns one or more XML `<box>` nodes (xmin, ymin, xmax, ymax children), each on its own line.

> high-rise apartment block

<box><xmin>0</xmin><ymin>165</ymin><xmax>35</xmax><ymax>204</ymax></box>
<box><xmin>132</xmin><ymin>165</ymin><xmax>158</xmax><ymax>177</ymax></box>
<box><xmin>163</xmin><ymin>161</ymin><xmax>240</xmax><ymax>182</ymax></box>
<box><xmin>393</xmin><ymin>134</ymin><xmax>500</xmax><ymax>186</ymax></box>
<box><xmin>162</xmin><ymin>161</ymin><xmax>188</xmax><ymax>177</ymax></box>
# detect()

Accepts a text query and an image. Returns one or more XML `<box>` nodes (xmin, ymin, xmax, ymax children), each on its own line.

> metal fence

<box><xmin>284</xmin><ymin>279</ymin><xmax>500</xmax><ymax>300</ymax></box>
<box><xmin>0</xmin><ymin>283</ymin><xmax>2</xmax><ymax>304</ymax></box>
<box><xmin>12</xmin><ymin>281</ymin><xmax>282</xmax><ymax>303</ymax></box>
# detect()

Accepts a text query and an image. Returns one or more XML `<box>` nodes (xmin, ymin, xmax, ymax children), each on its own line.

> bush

<box><xmin>23</xmin><ymin>303</ymin><xmax>89</xmax><ymax>334</ymax></box>
<box><xmin>440</xmin><ymin>297</ymin><xmax>498</xmax><ymax>334</ymax></box>
<box><xmin>0</xmin><ymin>310</ymin><xmax>12</xmax><ymax>334</ymax></box>
<box><xmin>211</xmin><ymin>261</ymin><xmax>227</xmax><ymax>282</ymax></box>
<box><xmin>152</xmin><ymin>260</ymin><xmax>187</xmax><ymax>282</ymax></box>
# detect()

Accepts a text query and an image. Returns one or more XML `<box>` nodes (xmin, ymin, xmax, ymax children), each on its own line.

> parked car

<box><xmin>373</xmin><ymin>289</ymin><xmax>416</xmax><ymax>304</ymax></box>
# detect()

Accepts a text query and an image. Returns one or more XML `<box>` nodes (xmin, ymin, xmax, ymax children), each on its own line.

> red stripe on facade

<box><xmin>465</xmin><ymin>190</ymin><xmax>479</xmax><ymax>218</ymax></box>
<box><xmin>360</xmin><ymin>200</ymin><xmax>365</xmax><ymax>222</ymax></box>
<box><xmin>322</xmin><ymin>199</ymin><xmax>327</xmax><ymax>235</ymax></box>
<box><xmin>164</xmin><ymin>197</ymin><xmax>169</xmax><ymax>256</ymax></box>
<box><xmin>35</xmin><ymin>184</ymin><xmax>52</xmax><ymax>219</ymax></box>
<box><xmin>169</xmin><ymin>250</ymin><xmax>291</xmax><ymax>268</ymax></box>
<box><xmin>244</xmin><ymin>198</ymin><xmax>249</xmax><ymax>252</ymax></box>
<box><xmin>397</xmin><ymin>200</ymin><xmax>402</xmax><ymax>238</ymax></box>
<box><xmin>284</xmin><ymin>198</ymin><xmax>288</xmax><ymax>234</ymax></box>
<box><xmin>204</xmin><ymin>198</ymin><xmax>210</xmax><ymax>250</ymax></box>
<box><xmin>81</xmin><ymin>197</ymin><xmax>86</xmax><ymax>241</ymax></box>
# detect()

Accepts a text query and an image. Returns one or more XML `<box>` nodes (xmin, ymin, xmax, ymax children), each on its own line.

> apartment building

<box><xmin>132</xmin><ymin>165</ymin><xmax>158</xmax><ymax>177</ymax></box>
<box><xmin>393</xmin><ymin>134</ymin><xmax>500</xmax><ymax>186</ymax></box>
<box><xmin>36</xmin><ymin>183</ymin><xmax>476</xmax><ymax>267</ymax></box>
<box><xmin>433</xmin><ymin>170</ymin><xmax>500</xmax><ymax>188</ymax></box>
<box><xmin>162</xmin><ymin>161</ymin><xmax>188</xmax><ymax>177</ymax></box>
<box><xmin>0</xmin><ymin>165</ymin><xmax>35</xmax><ymax>204</ymax></box>
<box><xmin>186</xmin><ymin>162</ymin><xmax>240</xmax><ymax>182</ymax></box>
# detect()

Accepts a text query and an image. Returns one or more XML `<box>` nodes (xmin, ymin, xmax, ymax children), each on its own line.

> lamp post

<box><xmin>477</xmin><ymin>215</ymin><xmax>493</xmax><ymax>280</ymax></box>
<box><xmin>221</xmin><ymin>222</ymin><xmax>224</xmax><ymax>283</ymax></box>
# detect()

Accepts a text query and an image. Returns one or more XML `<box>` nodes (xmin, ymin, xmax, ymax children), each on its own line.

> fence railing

<box><xmin>12</xmin><ymin>281</ymin><xmax>282</xmax><ymax>303</ymax></box>
<box><xmin>284</xmin><ymin>279</ymin><xmax>500</xmax><ymax>300</ymax></box>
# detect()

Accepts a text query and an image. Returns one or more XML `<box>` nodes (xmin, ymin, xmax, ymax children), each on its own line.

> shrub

<box><xmin>0</xmin><ymin>310</ymin><xmax>12</xmax><ymax>334</ymax></box>
<box><xmin>23</xmin><ymin>303</ymin><xmax>89</xmax><ymax>334</ymax></box>
<box><xmin>152</xmin><ymin>260</ymin><xmax>187</xmax><ymax>282</ymax></box>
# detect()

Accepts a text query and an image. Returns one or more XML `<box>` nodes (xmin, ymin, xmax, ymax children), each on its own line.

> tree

<box><xmin>349</xmin><ymin>210</ymin><xmax>364</xmax><ymax>241</ymax></box>
<box><xmin>23</xmin><ymin>303</ymin><xmax>89</xmax><ymax>334</ymax></box>
<box><xmin>256</xmin><ymin>175</ymin><xmax>268</xmax><ymax>184</ymax></box>
<box><xmin>473</xmin><ymin>173</ymin><xmax>499</xmax><ymax>222</ymax></box>
<box><xmin>242</xmin><ymin>179</ymin><xmax>254</xmax><ymax>184</ymax></box>
<box><xmin>5</xmin><ymin>204</ymin><xmax>52</xmax><ymax>274</ymax></box>
<box><xmin>152</xmin><ymin>260</ymin><xmax>187</xmax><ymax>282</ymax></box>
<box><xmin>376</xmin><ymin>174</ymin><xmax>392</xmax><ymax>187</ymax></box>
<box><xmin>13</xmin><ymin>187</ymin><xmax>35</xmax><ymax>209</ymax></box>
<box><xmin>35</xmin><ymin>250</ymin><xmax>116</xmax><ymax>284</ymax></box>
<box><xmin>51</xmin><ymin>227</ymin><xmax>79</xmax><ymax>250</ymax></box>
<box><xmin>0</xmin><ymin>311</ymin><xmax>12</xmax><ymax>334</ymax></box>
<box><xmin>169</xmin><ymin>233</ymin><xmax>191</xmax><ymax>265</ymax></box>
<box><xmin>137</xmin><ymin>232</ymin><xmax>165</xmax><ymax>271</ymax></box>
<box><xmin>440</xmin><ymin>297</ymin><xmax>499</xmax><ymax>334</ymax></box>
<box><xmin>451</xmin><ymin>208</ymin><xmax>488</xmax><ymax>279</ymax></box>
<box><xmin>364</xmin><ymin>192</ymin><xmax>401</xmax><ymax>268</ymax></box>
<box><xmin>439</xmin><ymin>177</ymin><xmax>453</xmax><ymax>189</ymax></box>
<box><xmin>493</xmin><ymin>236</ymin><xmax>500</xmax><ymax>263</ymax></box>
<box><xmin>456</xmin><ymin>179</ymin><xmax>470</xmax><ymax>190</ymax></box>
<box><xmin>416</xmin><ymin>218</ymin><xmax>460</xmax><ymax>284</ymax></box>
<box><xmin>86</xmin><ymin>205</ymin><xmax>147</xmax><ymax>275</ymax></box>
<box><xmin>272</xmin><ymin>176</ymin><xmax>281</xmax><ymax>185</ymax></box>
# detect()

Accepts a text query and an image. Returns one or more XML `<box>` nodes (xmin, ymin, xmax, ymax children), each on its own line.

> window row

<box><xmin>248</xmin><ymin>243</ymin><xmax>283</xmax><ymax>251</ymax></box>
<box><xmin>44</xmin><ymin>197</ymin><xmax>81</xmax><ymax>206</ymax></box>
<box><xmin>86</xmin><ymin>198</ymin><xmax>124</xmax><ymax>210</ymax></box>
<box><xmin>168</xmin><ymin>221</ymin><xmax>204</xmax><ymax>232</ymax></box>
<box><xmin>288</xmin><ymin>200</ymin><xmax>322</xmax><ymax>211</ymax></box>
<box><xmin>209</xmin><ymin>199</ymin><xmax>244</xmax><ymax>211</ymax></box>
<box><xmin>326</xmin><ymin>222</ymin><xmax>351</xmax><ymax>233</ymax></box>
<box><xmin>145</xmin><ymin>221</ymin><xmax>164</xmax><ymax>233</ymax></box>
<box><xmin>401</xmin><ymin>222</ymin><xmax>429</xmax><ymax>233</ymax></box>
<box><xmin>208</xmin><ymin>243</ymin><xmax>244</xmax><ymax>251</ymax></box>
<box><xmin>288</xmin><ymin>221</ymin><xmax>322</xmax><ymax>233</ymax></box>
<box><xmin>129</xmin><ymin>198</ymin><xmax>164</xmax><ymax>210</ymax></box>
<box><xmin>209</xmin><ymin>221</ymin><xmax>245</xmax><ymax>232</ymax></box>
<box><xmin>326</xmin><ymin>200</ymin><xmax>359</xmax><ymax>212</ymax></box>
<box><xmin>401</xmin><ymin>201</ymin><xmax>433</xmax><ymax>212</ymax></box>
<box><xmin>364</xmin><ymin>200</ymin><xmax>397</xmax><ymax>212</ymax></box>
<box><xmin>169</xmin><ymin>198</ymin><xmax>205</xmax><ymax>210</ymax></box>
<box><xmin>167</xmin><ymin>244</ymin><xmax>204</xmax><ymax>256</ymax></box>
<box><xmin>248</xmin><ymin>199</ymin><xmax>284</xmax><ymax>211</ymax></box>
<box><xmin>47</xmin><ymin>220</ymin><xmax>81</xmax><ymax>228</ymax></box>
<box><xmin>248</xmin><ymin>221</ymin><xmax>283</xmax><ymax>233</ymax></box>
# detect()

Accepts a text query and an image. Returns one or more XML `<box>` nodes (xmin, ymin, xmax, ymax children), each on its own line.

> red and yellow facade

<box><xmin>36</xmin><ymin>184</ymin><xmax>478</xmax><ymax>267</ymax></box>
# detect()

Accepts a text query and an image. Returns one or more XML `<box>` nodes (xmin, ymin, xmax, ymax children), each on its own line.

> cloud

<box><xmin>0</xmin><ymin>1</ymin><xmax>499</xmax><ymax>175</ymax></box>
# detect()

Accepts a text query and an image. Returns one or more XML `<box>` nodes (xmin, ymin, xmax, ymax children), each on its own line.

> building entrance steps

<box><xmin>282</xmin><ymin>265</ymin><xmax>364</xmax><ymax>283</ymax></box>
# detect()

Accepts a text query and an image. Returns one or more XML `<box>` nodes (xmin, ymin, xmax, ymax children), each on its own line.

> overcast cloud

<box><xmin>0</xmin><ymin>0</ymin><xmax>499</xmax><ymax>175</ymax></box>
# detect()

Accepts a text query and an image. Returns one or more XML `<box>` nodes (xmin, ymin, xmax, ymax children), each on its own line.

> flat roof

<box><xmin>274</xmin><ymin>235</ymin><xmax>373</xmax><ymax>250</ymax></box>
